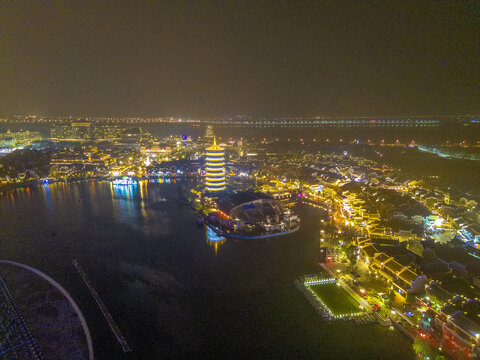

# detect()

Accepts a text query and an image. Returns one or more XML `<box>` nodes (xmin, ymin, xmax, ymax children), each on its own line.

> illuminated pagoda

<box><xmin>205</xmin><ymin>136</ymin><xmax>226</xmax><ymax>192</ymax></box>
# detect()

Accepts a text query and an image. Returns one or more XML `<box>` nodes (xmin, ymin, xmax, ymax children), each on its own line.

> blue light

<box><xmin>113</xmin><ymin>177</ymin><xmax>137</xmax><ymax>186</ymax></box>
<box><xmin>206</xmin><ymin>227</ymin><xmax>225</xmax><ymax>243</ymax></box>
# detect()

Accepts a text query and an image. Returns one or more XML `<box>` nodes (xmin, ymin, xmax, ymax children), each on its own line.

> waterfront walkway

<box><xmin>319</xmin><ymin>263</ymin><xmax>372</xmax><ymax>313</ymax></box>
<box><xmin>0</xmin><ymin>275</ymin><xmax>44</xmax><ymax>359</ymax></box>
<box><xmin>0</xmin><ymin>260</ymin><xmax>94</xmax><ymax>360</ymax></box>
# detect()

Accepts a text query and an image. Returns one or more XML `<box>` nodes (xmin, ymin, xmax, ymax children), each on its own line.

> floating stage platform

<box><xmin>205</xmin><ymin>220</ymin><xmax>299</xmax><ymax>240</ymax></box>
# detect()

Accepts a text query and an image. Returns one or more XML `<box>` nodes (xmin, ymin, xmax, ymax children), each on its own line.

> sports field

<box><xmin>308</xmin><ymin>282</ymin><xmax>363</xmax><ymax>317</ymax></box>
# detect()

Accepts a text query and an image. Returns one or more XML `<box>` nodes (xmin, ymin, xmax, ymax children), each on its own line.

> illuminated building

<box><xmin>204</xmin><ymin>191</ymin><xmax>300</xmax><ymax>239</ymax></box>
<box><xmin>71</xmin><ymin>122</ymin><xmax>92</xmax><ymax>140</ymax></box>
<box><xmin>50</xmin><ymin>124</ymin><xmax>74</xmax><ymax>140</ymax></box>
<box><xmin>0</xmin><ymin>130</ymin><xmax>42</xmax><ymax>146</ymax></box>
<box><xmin>117</xmin><ymin>127</ymin><xmax>154</xmax><ymax>149</ymax></box>
<box><xmin>92</xmin><ymin>124</ymin><xmax>121</xmax><ymax>141</ymax></box>
<box><xmin>50</xmin><ymin>122</ymin><xmax>91</xmax><ymax>141</ymax></box>
<box><xmin>204</xmin><ymin>125</ymin><xmax>214</xmax><ymax>140</ymax></box>
<box><xmin>113</xmin><ymin>177</ymin><xmax>137</xmax><ymax>186</ymax></box>
<box><xmin>144</xmin><ymin>155</ymin><xmax>151</xmax><ymax>166</ymax></box>
<box><xmin>205</xmin><ymin>136</ymin><xmax>226</xmax><ymax>192</ymax></box>
<box><xmin>0</xmin><ymin>137</ymin><xmax>15</xmax><ymax>148</ymax></box>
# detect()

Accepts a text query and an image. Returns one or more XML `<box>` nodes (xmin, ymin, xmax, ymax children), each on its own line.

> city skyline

<box><xmin>1</xmin><ymin>2</ymin><xmax>480</xmax><ymax>359</ymax></box>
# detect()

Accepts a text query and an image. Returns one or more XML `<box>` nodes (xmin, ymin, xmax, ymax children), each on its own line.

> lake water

<box><xmin>0</xmin><ymin>181</ymin><xmax>414</xmax><ymax>359</ymax></box>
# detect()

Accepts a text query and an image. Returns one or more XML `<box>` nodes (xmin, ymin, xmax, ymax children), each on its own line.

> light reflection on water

<box><xmin>112</xmin><ymin>182</ymin><xmax>136</xmax><ymax>223</ymax></box>
<box><xmin>206</xmin><ymin>226</ymin><xmax>226</xmax><ymax>255</ymax></box>
<box><xmin>0</xmin><ymin>181</ymin><xmax>414</xmax><ymax>360</ymax></box>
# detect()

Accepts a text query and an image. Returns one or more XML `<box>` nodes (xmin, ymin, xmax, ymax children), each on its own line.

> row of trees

<box><xmin>413</xmin><ymin>336</ymin><xmax>446</xmax><ymax>360</ymax></box>
<box><xmin>0</xmin><ymin>149</ymin><xmax>52</xmax><ymax>178</ymax></box>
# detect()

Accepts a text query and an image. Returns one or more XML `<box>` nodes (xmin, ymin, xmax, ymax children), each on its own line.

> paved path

<box><xmin>319</xmin><ymin>263</ymin><xmax>372</xmax><ymax>312</ymax></box>
<box><xmin>0</xmin><ymin>260</ymin><xmax>94</xmax><ymax>360</ymax></box>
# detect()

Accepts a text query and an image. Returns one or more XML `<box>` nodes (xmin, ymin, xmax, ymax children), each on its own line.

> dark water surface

<box><xmin>0</xmin><ymin>182</ymin><xmax>414</xmax><ymax>359</ymax></box>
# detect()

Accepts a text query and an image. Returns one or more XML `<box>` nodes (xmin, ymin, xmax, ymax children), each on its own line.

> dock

<box><xmin>72</xmin><ymin>259</ymin><xmax>132</xmax><ymax>353</ymax></box>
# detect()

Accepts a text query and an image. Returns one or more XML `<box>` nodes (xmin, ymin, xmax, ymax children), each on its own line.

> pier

<box><xmin>72</xmin><ymin>259</ymin><xmax>132</xmax><ymax>354</ymax></box>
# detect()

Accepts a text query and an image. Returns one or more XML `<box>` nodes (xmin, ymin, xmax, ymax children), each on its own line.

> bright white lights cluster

<box><xmin>304</xmin><ymin>278</ymin><xmax>335</xmax><ymax>285</ymax></box>
<box><xmin>113</xmin><ymin>177</ymin><xmax>137</xmax><ymax>186</ymax></box>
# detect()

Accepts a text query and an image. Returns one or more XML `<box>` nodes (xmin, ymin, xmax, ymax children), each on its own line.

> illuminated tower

<box><xmin>205</xmin><ymin>136</ymin><xmax>226</xmax><ymax>192</ymax></box>
<box><xmin>205</xmin><ymin>125</ymin><xmax>214</xmax><ymax>140</ymax></box>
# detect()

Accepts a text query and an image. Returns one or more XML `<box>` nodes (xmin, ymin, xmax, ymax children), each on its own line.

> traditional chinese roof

<box><xmin>373</xmin><ymin>252</ymin><xmax>391</xmax><ymax>265</ymax></box>
<box><xmin>398</xmin><ymin>267</ymin><xmax>418</xmax><ymax>285</ymax></box>
<box><xmin>361</xmin><ymin>243</ymin><xmax>378</xmax><ymax>259</ymax></box>
<box><xmin>206</xmin><ymin>136</ymin><xmax>224</xmax><ymax>151</ymax></box>
<box><xmin>384</xmin><ymin>258</ymin><xmax>404</xmax><ymax>275</ymax></box>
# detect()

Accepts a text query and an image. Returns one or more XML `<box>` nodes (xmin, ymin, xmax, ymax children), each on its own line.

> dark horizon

<box><xmin>0</xmin><ymin>1</ymin><xmax>479</xmax><ymax>117</ymax></box>
<box><xmin>1</xmin><ymin>113</ymin><xmax>478</xmax><ymax>121</ymax></box>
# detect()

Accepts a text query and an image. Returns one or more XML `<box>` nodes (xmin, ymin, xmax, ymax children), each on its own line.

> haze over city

<box><xmin>0</xmin><ymin>1</ymin><xmax>479</xmax><ymax>117</ymax></box>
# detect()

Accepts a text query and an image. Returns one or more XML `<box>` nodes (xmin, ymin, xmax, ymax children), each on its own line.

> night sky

<box><xmin>0</xmin><ymin>1</ymin><xmax>478</xmax><ymax>117</ymax></box>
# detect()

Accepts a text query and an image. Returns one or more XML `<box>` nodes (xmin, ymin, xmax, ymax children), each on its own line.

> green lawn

<box><xmin>309</xmin><ymin>283</ymin><xmax>363</xmax><ymax>317</ymax></box>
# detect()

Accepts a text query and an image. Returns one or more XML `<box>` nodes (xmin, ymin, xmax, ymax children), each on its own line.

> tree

<box><xmin>406</xmin><ymin>293</ymin><xmax>416</xmax><ymax>305</ymax></box>
<box><xmin>459</xmin><ymin>197</ymin><xmax>468</xmax><ymax>207</ymax></box>
<box><xmin>379</xmin><ymin>202</ymin><xmax>394</xmax><ymax>221</ymax></box>
<box><xmin>412</xmin><ymin>336</ymin><xmax>445</xmax><ymax>360</ymax></box>
<box><xmin>413</xmin><ymin>337</ymin><xmax>428</xmax><ymax>357</ymax></box>
<box><xmin>0</xmin><ymin>149</ymin><xmax>52</xmax><ymax>177</ymax></box>
<box><xmin>433</xmin><ymin>229</ymin><xmax>455</xmax><ymax>244</ymax></box>
<box><xmin>345</xmin><ymin>244</ymin><xmax>358</xmax><ymax>265</ymax></box>
<box><xmin>467</xmin><ymin>200</ymin><xmax>478</xmax><ymax>210</ymax></box>
<box><xmin>385</xmin><ymin>290</ymin><xmax>395</xmax><ymax>307</ymax></box>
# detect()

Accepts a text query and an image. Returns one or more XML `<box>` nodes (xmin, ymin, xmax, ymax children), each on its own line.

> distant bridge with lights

<box><xmin>2</xmin><ymin>115</ymin><xmax>477</xmax><ymax>128</ymax></box>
